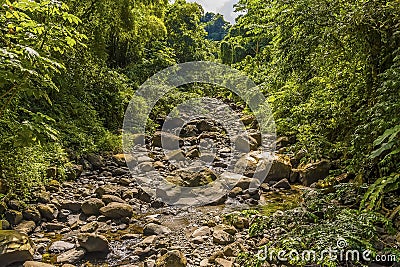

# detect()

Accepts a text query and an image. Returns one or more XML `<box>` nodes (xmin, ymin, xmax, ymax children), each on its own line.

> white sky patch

<box><xmin>184</xmin><ymin>0</ymin><xmax>239</xmax><ymax>24</ymax></box>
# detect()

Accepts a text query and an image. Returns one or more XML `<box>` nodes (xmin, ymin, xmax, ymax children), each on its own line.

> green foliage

<box><xmin>238</xmin><ymin>186</ymin><xmax>398</xmax><ymax>267</ymax></box>
<box><xmin>201</xmin><ymin>12</ymin><xmax>231</xmax><ymax>41</ymax></box>
<box><xmin>223</xmin><ymin>0</ymin><xmax>400</xmax><ymax>206</ymax></box>
<box><xmin>0</xmin><ymin>0</ymin><xmax>85</xmax><ymax>112</ymax></box>
<box><xmin>165</xmin><ymin>0</ymin><xmax>212</xmax><ymax>62</ymax></box>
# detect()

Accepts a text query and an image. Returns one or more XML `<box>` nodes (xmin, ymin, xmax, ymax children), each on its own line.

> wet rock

<box><xmin>0</xmin><ymin>230</ymin><xmax>34</xmax><ymax>266</ymax></box>
<box><xmin>143</xmin><ymin>223</ymin><xmax>171</xmax><ymax>236</ymax></box>
<box><xmin>228</xmin><ymin>187</ymin><xmax>243</xmax><ymax>198</ymax></box>
<box><xmin>56</xmin><ymin>248</ymin><xmax>86</xmax><ymax>264</ymax></box>
<box><xmin>299</xmin><ymin>160</ymin><xmax>330</xmax><ymax>186</ymax></box>
<box><xmin>155</xmin><ymin>250</ymin><xmax>187</xmax><ymax>267</ymax></box>
<box><xmin>22</xmin><ymin>207</ymin><xmax>41</xmax><ymax>223</ymax></box>
<box><xmin>272</xmin><ymin>178</ymin><xmax>291</xmax><ymax>190</ymax></box>
<box><xmin>23</xmin><ymin>261</ymin><xmax>55</xmax><ymax>267</ymax></box>
<box><xmin>112</xmin><ymin>168</ymin><xmax>128</xmax><ymax>177</ymax></box>
<box><xmin>81</xmin><ymin>198</ymin><xmax>105</xmax><ymax>216</ymax></box>
<box><xmin>165</xmin><ymin>150</ymin><xmax>186</xmax><ymax>161</ymax></box>
<box><xmin>37</xmin><ymin>204</ymin><xmax>57</xmax><ymax>221</ymax></box>
<box><xmin>5</xmin><ymin>210</ymin><xmax>23</xmax><ymax>225</ymax></box>
<box><xmin>78</xmin><ymin>233</ymin><xmax>109</xmax><ymax>252</ymax></box>
<box><xmin>212</xmin><ymin>230</ymin><xmax>234</xmax><ymax>245</ymax></box>
<box><xmin>14</xmin><ymin>221</ymin><xmax>36</xmax><ymax>234</ymax></box>
<box><xmin>99</xmin><ymin>202</ymin><xmax>133</xmax><ymax>219</ymax></box>
<box><xmin>48</xmin><ymin>241</ymin><xmax>75</xmax><ymax>253</ymax></box>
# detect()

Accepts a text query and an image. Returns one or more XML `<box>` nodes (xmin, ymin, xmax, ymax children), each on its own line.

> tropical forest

<box><xmin>0</xmin><ymin>0</ymin><xmax>399</xmax><ymax>266</ymax></box>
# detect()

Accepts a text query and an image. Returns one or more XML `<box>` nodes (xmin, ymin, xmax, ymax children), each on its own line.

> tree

<box><xmin>164</xmin><ymin>0</ymin><xmax>210</xmax><ymax>62</ymax></box>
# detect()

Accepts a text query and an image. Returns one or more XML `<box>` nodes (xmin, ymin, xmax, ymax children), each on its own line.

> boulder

<box><xmin>81</xmin><ymin>198</ymin><xmax>105</xmax><ymax>216</ymax></box>
<box><xmin>143</xmin><ymin>223</ymin><xmax>171</xmax><ymax>236</ymax></box>
<box><xmin>234</xmin><ymin>135</ymin><xmax>258</xmax><ymax>152</ymax></box>
<box><xmin>152</xmin><ymin>132</ymin><xmax>182</xmax><ymax>149</ymax></box>
<box><xmin>0</xmin><ymin>230</ymin><xmax>34</xmax><ymax>266</ymax></box>
<box><xmin>99</xmin><ymin>202</ymin><xmax>133</xmax><ymax>219</ymax></box>
<box><xmin>37</xmin><ymin>204</ymin><xmax>57</xmax><ymax>221</ymax></box>
<box><xmin>95</xmin><ymin>185</ymin><xmax>122</xmax><ymax>198</ymax></box>
<box><xmin>4</xmin><ymin>210</ymin><xmax>23</xmax><ymax>225</ymax></box>
<box><xmin>14</xmin><ymin>221</ymin><xmax>36</xmax><ymax>234</ymax></box>
<box><xmin>265</xmin><ymin>155</ymin><xmax>292</xmax><ymax>183</ymax></box>
<box><xmin>156</xmin><ymin>250</ymin><xmax>187</xmax><ymax>267</ymax></box>
<box><xmin>299</xmin><ymin>160</ymin><xmax>330</xmax><ymax>186</ymax></box>
<box><xmin>272</xmin><ymin>178</ymin><xmax>291</xmax><ymax>190</ymax></box>
<box><xmin>212</xmin><ymin>230</ymin><xmax>234</xmax><ymax>245</ymax></box>
<box><xmin>48</xmin><ymin>241</ymin><xmax>75</xmax><ymax>253</ymax></box>
<box><xmin>192</xmin><ymin>226</ymin><xmax>211</xmax><ymax>238</ymax></box>
<box><xmin>24</xmin><ymin>261</ymin><xmax>56</xmax><ymax>267</ymax></box>
<box><xmin>101</xmin><ymin>195</ymin><xmax>125</xmax><ymax>204</ymax></box>
<box><xmin>56</xmin><ymin>248</ymin><xmax>86</xmax><ymax>264</ymax></box>
<box><xmin>78</xmin><ymin>234</ymin><xmax>109</xmax><ymax>252</ymax></box>
<box><xmin>66</xmin><ymin>164</ymin><xmax>83</xmax><ymax>181</ymax></box>
<box><xmin>86</xmin><ymin>154</ymin><xmax>104</xmax><ymax>169</ymax></box>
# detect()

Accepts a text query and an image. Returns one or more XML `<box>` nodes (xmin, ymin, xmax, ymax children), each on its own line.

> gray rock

<box><xmin>212</xmin><ymin>230</ymin><xmax>234</xmax><ymax>245</ymax></box>
<box><xmin>81</xmin><ymin>198</ymin><xmax>105</xmax><ymax>216</ymax></box>
<box><xmin>192</xmin><ymin>226</ymin><xmax>211</xmax><ymax>238</ymax></box>
<box><xmin>48</xmin><ymin>241</ymin><xmax>75</xmax><ymax>253</ymax></box>
<box><xmin>152</xmin><ymin>131</ymin><xmax>182</xmax><ymax>149</ymax></box>
<box><xmin>155</xmin><ymin>250</ymin><xmax>187</xmax><ymax>267</ymax></box>
<box><xmin>86</xmin><ymin>154</ymin><xmax>104</xmax><ymax>169</ymax></box>
<box><xmin>101</xmin><ymin>195</ymin><xmax>125</xmax><ymax>204</ymax></box>
<box><xmin>57</xmin><ymin>248</ymin><xmax>86</xmax><ymax>263</ymax></box>
<box><xmin>59</xmin><ymin>200</ymin><xmax>81</xmax><ymax>212</ymax></box>
<box><xmin>95</xmin><ymin>185</ymin><xmax>122</xmax><ymax>198</ymax></box>
<box><xmin>78</xmin><ymin>234</ymin><xmax>109</xmax><ymax>252</ymax></box>
<box><xmin>99</xmin><ymin>202</ymin><xmax>133</xmax><ymax>219</ymax></box>
<box><xmin>143</xmin><ymin>223</ymin><xmax>171</xmax><ymax>236</ymax></box>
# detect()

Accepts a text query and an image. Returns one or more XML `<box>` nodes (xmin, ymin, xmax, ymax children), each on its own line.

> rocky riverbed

<box><xmin>0</xmin><ymin>116</ymin><xmax>334</xmax><ymax>267</ymax></box>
